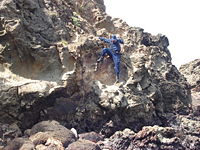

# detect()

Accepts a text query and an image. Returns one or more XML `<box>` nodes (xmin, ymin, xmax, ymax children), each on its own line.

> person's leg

<box><xmin>113</xmin><ymin>53</ymin><xmax>121</xmax><ymax>82</ymax></box>
<box><xmin>97</xmin><ymin>48</ymin><xmax>112</xmax><ymax>62</ymax></box>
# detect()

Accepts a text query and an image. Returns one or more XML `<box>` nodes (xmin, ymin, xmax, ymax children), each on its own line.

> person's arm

<box><xmin>118</xmin><ymin>38</ymin><xmax>124</xmax><ymax>44</ymax></box>
<box><xmin>99</xmin><ymin>37</ymin><xmax>111</xmax><ymax>43</ymax></box>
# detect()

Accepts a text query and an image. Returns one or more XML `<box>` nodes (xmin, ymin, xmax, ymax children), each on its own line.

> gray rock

<box><xmin>99</xmin><ymin>128</ymin><xmax>135</xmax><ymax>150</ymax></box>
<box><xmin>79</xmin><ymin>132</ymin><xmax>103</xmax><ymax>143</ymax></box>
<box><xmin>29</xmin><ymin>131</ymin><xmax>74</xmax><ymax>148</ymax></box>
<box><xmin>179</xmin><ymin>59</ymin><xmax>200</xmax><ymax>116</ymax></box>
<box><xmin>179</xmin><ymin>59</ymin><xmax>200</xmax><ymax>88</ymax></box>
<box><xmin>66</xmin><ymin>140</ymin><xmax>101</xmax><ymax>150</ymax></box>
<box><xmin>4</xmin><ymin>138</ymin><xmax>34</xmax><ymax>150</ymax></box>
<box><xmin>0</xmin><ymin>123</ymin><xmax>22</xmax><ymax>147</ymax></box>
<box><xmin>28</xmin><ymin>120</ymin><xmax>76</xmax><ymax>147</ymax></box>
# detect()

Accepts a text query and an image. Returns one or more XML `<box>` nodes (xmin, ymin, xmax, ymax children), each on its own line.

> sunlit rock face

<box><xmin>180</xmin><ymin>59</ymin><xmax>200</xmax><ymax>116</ymax></box>
<box><xmin>179</xmin><ymin>59</ymin><xmax>200</xmax><ymax>88</ymax></box>
<box><xmin>0</xmin><ymin>0</ymin><xmax>193</xmax><ymax>148</ymax></box>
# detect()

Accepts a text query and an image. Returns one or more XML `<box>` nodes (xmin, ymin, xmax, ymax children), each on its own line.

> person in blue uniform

<box><xmin>97</xmin><ymin>35</ymin><xmax>124</xmax><ymax>82</ymax></box>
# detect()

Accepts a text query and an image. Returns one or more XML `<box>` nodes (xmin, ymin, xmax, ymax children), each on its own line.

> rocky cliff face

<box><xmin>180</xmin><ymin>59</ymin><xmax>200</xmax><ymax>117</ymax></box>
<box><xmin>179</xmin><ymin>59</ymin><xmax>200</xmax><ymax>88</ymax></box>
<box><xmin>0</xmin><ymin>0</ymin><xmax>198</xmax><ymax>149</ymax></box>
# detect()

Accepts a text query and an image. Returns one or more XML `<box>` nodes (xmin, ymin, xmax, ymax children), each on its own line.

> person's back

<box><xmin>99</xmin><ymin>35</ymin><xmax>124</xmax><ymax>53</ymax></box>
<box><xmin>110</xmin><ymin>35</ymin><xmax>124</xmax><ymax>52</ymax></box>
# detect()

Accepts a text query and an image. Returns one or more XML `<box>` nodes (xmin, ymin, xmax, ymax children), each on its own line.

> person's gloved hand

<box><xmin>98</xmin><ymin>37</ymin><xmax>103</xmax><ymax>40</ymax></box>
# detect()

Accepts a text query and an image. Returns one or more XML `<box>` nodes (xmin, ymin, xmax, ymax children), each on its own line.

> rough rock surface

<box><xmin>79</xmin><ymin>132</ymin><xmax>103</xmax><ymax>143</ymax></box>
<box><xmin>0</xmin><ymin>0</ymin><xmax>198</xmax><ymax>149</ymax></box>
<box><xmin>28</xmin><ymin>121</ymin><xmax>76</xmax><ymax>147</ymax></box>
<box><xmin>5</xmin><ymin>121</ymin><xmax>76</xmax><ymax>150</ymax></box>
<box><xmin>4</xmin><ymin>138</ymin><xmax>34</xmax><ymax>150</ymax></box>
<box><xmin>179</xmin><ymin>59</ymin><xmax>200</xmax><ymax>88</ymax></box>
<box><xmin>67</xmin><ymin>140</ymin><xmax>101</xmax><ymax>150</ymax></box>
<box><xmin>179</xmin><ymin>59</ymin><xmax>200</xmax><ymax>116</ymax></box>
<box><xmin>99</xmin><ymin>124</ymin><xmax>200</xmax><ymax>150</ymax></box>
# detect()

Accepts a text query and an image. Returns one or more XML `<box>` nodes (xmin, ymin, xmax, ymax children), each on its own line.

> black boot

<box><xmin>97</xmin><ymin>56</ymin><xmax>103</xmax><ymax>63</ymax></box>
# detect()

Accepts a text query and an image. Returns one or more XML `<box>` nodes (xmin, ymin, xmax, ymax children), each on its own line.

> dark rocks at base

<box><xmin>29</xmin><ymin>131</ymin><xmax>75</xmax><ymax>148</ymax></box>
<box><xmin>99</xmin><ymin>128</ymin><xmax>135</xmax><ymax>150</ymax></box>
<box><xmin>3</xmin><ymin>120</ymin><xmax>77</xmax><ymax>150</ymax></box>
<box><xmin>182</xmin><ymin>135</ymin><xmax>200</xmax><ymax>150</ymax></box>
<box><xmin>130</xmin><ymin>126</ymin><xmax>184</xmax><ymax>150</ymax></box>
<box><xmin>4</xmin><ymin>138</ymin><xmax>34</xmax><ymax>150</ymax></box>
<box><xmin>3</xmin><ymin>117</ymin><xmax>200</xmax><ymax>150</ymax></box>
<box><xmin>28</xmin><ymin>120</ymin><xmax>76</xmax><ymax>147</ymax></box>
<box><xmin>0</xmin><ymin>123</ymin><xmax>22</xmax><ymax>147</ymax></box>
<box><xmin>28</xmin><ymin>120</ymin><xmax>72</xmax><ymax>136</ymax></box>
<box><xmin>100</xmin><ymin>124</ymin><xmax>200</xmax><ymax>150</ymax></box>
<box><xmin>66</xmin><ymin>140</ymin><xmax>101</xmax><ymax>150</ymax></box>
<box><xmin>79</xmin><ymin>132</ymin><xmax>104</xmax><ymax>143</ymax></box>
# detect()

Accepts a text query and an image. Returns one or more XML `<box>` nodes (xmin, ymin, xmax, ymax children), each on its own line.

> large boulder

<box><xmin>28</xmin><ymin>121</ymin><xmax>76</xmax><ymax>147</ymax></box>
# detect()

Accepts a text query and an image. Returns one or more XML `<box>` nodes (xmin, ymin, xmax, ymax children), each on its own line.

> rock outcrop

<box><xmin>99</xmin><ymin>124</ymin><xmax>200</xmax><ymax>150</ymax></box>
<box><xmin>0</xmin><ymin>0</ymin><xmax>197</xmax><ymax>149</ymax></box>
<box><xmin>180</xmin><ymin>59</ymin><xmax>200</xmax><ymax>117</ymax></box>
<box><xmin>179</xmin><ymin>59</ymin><xmax>200</xmax><ymax>88</ymax></box>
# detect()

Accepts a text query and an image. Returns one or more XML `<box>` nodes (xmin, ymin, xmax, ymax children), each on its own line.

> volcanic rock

<box><xmin>0</xmin><ymin>0</ymin><xmax>195</xmax><ymax>148</ymax></box>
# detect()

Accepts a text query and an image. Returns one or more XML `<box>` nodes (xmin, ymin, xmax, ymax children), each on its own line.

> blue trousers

<box><xmin>101</xmin><ymin>48</ymin><xmax>120</xmax><ymax>78</ymax></box>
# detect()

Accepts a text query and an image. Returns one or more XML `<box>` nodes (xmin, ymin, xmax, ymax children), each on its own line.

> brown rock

<box><xmin>99</xmin><ymin>128</ymin><xmax>135</xmax><ymax>150</ymax></box>
<box><xmin>0</xmin><ymin>123</ymin><xmax>22</xmax><ymax>147</ymax></box>
<box><xmin>29</xmin><ymin>120</ymin><xmax>70</xmax><ymax>135</ymax></box>
<box><xmin>4</xmin><ymin>138</ymin><xmax>34</xmax><ymax>150</ymax></box>
<box><xmin>30</xmin><ymin>131</ymin><xmax>75</xmax><ymax>148</ymax></box>
<box><xmin>66</xmin><ymin>140</ymin><xmax>101</xmax><ymax>150</ymax></box>
<box><xmin>79</xmin><ymin>132</ymin><xmax>103</xmax><ymax>143</ymax></box>
<box><xmin>29</xmin><ymin>121</ymin><xmax>76</xmax><ymax>147</ymax></box>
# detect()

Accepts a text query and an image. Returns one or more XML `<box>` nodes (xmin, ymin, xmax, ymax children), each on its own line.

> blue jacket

<box><xmin>99</xmin><ymin>35</ymin><xmax>124</xmax><ymax>52</ymax></box>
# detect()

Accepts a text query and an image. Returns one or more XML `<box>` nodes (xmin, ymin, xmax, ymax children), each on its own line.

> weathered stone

<box><xmin>28</xmin><ymin>121</ymin><xmax>76</xmax><ymax>147</ymax></box>
<box><xmin>66</xmin><ymin>140</ymin><xmax>101</xmax><ymax>150</ymax></box>
<box><xmin>179</xmin><ymin>59</ymin><xmax>200</xmax><ymax>88</ymax></box>
<box><xmin>35</xmin><ymin>137</ymin><xmax>65</xmax><ymax>150</ymax></box>
<box><xmin>102</xmin><ymin>126</ymin><xmax>184</xmax><ymax>150</ymax></box>
<box><xmin>79</xmin><ymin>132</ymin><xmax>103</xmax><ymax>143</ymax></box>
<box><xmin>180</xmin><ymin>117</ymin><xmax>200</xmax><ymax>136</ymax></box>
<box><xmin>4</xmin><ymin>138</ymin><xmax>34</xmax><ymax>150</ymax></box>
<box><xmin>0</xmin><ymin>123</ymin><xmax>22</xmax><ymax>147</ymax></box>
<box><xmin>182</xmin><ymin>135</ymin><xmax>200</xmax><ymax>150</ymax></box>
<box><xmin>179</xmin><ymin>59</ymin><xmax>200</xmax><ymax>117</ymax></box>
<box><xmin>99</xmin><ymin>128</ymin><xmax>135</xmax><ymax>150</ymax></box>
